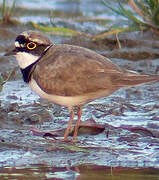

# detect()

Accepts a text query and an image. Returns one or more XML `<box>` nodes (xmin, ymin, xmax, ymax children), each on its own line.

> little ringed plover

<box><xmin>5</xmin><ymin>30</ymin><xmax>159</xmax><ymax>141</ymax></box>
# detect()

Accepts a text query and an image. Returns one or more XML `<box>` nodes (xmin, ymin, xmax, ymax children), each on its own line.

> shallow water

<box><xmin>1</xmin><ymin>164</ymin><xmax>159</xmax><ymax>180</ymax></box>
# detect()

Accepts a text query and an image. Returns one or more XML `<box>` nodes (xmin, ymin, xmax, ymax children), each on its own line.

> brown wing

<box><xmin>32</xmin><ymin>44</ymin><xmax>122</xmax><ymax>96</ymax></box>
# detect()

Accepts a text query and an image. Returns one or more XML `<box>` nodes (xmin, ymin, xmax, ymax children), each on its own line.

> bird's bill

<box><xmin>4</xmin><ymin>48</ymin><xmax>18</xmax><ymax>56</ymax></box>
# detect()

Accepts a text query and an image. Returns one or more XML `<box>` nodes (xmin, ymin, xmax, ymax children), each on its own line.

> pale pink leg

<box><xmin>64</xmin><ymin>107</ymin><xmax>74</xmax><ymax>141</ymax></box>
<box><xmin>73</xmin><ymin>107</ymin><xmax>82</xmax><ymax>141</ymax></box>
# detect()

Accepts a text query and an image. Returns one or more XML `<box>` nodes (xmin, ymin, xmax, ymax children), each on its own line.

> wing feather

<box><xmin>32</xmin><ymin>44</ymin><xmax>121</xmax><ymax>96</ymax></box>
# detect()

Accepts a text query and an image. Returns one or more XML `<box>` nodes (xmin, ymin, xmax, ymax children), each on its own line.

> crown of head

<box><xmin>14</xmin><ymin>31</ymin><xmax>52</xmax><ymax>56</ymax></box>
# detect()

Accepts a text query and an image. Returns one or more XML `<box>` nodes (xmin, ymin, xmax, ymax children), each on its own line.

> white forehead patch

<box><xmin>15</xmin><ymin>41</ymin><xmax>20</xmax><ymax>47</ymax></box>
<box><xmin>15</xmin><ymin>41</ymin><xmax>25</xmax><ymax>48</ymax></box>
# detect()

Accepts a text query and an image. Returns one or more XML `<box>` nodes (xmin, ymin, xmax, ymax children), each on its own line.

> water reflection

<box><xmin>0</xmin><ymin>164</ymin><xmax>159</xmax><ymax>180</ymax></box>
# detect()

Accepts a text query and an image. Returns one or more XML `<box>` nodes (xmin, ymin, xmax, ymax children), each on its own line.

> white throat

<box><xmin>14</xmin><ymin>52</ymin><xmax>39</xmax><ymax>69</ymax></box>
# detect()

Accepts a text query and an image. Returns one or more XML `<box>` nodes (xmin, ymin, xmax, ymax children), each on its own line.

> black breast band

<box><xmin>20</xmin><ymin>44</ymin><xmax>53</xmax><ymax>83</ymax></box>
<box><xmin>21</xmin><ymin>61</ymin><xmax>36</xmax><ymax>83</ymax></box>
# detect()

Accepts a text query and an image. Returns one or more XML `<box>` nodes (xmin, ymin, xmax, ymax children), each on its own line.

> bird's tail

<box><xmin>113</xmin><ymin>70</ymin><xmax>159</xmax><ymax>88</ymax></box>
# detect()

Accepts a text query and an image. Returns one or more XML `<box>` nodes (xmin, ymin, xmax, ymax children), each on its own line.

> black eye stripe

<box><xmin>16</xmin><ymin>43</ymin><xmax>50</xmax><ymax>57</ymax></box>
<box><xmin>15</xmin><ymin>35</ymin><xmax>51</xmax><ymax>56</ymax></box>
<box><xmin>15</xmin><ymin>35</ymin><xmax>47</xmax><ymax>48</ymax></box>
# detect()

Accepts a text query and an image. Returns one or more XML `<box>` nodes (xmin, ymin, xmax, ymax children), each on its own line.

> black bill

<box><xmin>4</xmin><ymin>48</ymin><xmax>18</xmax><ymax>56</ymax></box>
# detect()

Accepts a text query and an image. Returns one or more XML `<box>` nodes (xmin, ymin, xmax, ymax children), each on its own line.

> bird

<box><xmin>5</xmin><ymin>30</ymin><xmax>159</xmax><ymax>142</ymax></box>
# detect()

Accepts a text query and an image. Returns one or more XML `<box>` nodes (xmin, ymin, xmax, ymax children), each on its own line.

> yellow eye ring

<box><xmin>27</xmin><ymin>42</ymin><xmax>37</xmax><ymax>50</ymax></box>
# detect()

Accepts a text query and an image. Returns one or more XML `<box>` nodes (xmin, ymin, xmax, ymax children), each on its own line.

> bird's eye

<box><xmin>27</xmin><ymin>42</ymin><xmax>37</xmax><ymax>50</ymax></box>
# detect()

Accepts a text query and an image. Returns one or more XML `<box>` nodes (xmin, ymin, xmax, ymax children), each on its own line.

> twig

<box><xmin>0</xmin><ymin>67</ymin><xmax>16</xmax><ymax>86</ymax></box>
<box><xmin>116</xmin><ymin>33</ymin><xmax>121</xmax><ymax>49</ymax></box>
<box><xmin>128</xmin><ymin>0</ymin><xmax>150</xmax><ymax>23</ymax></box>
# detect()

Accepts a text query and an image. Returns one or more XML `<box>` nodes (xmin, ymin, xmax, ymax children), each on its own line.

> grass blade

<box><xmin>119</xmin><ymin>2</ymin><xmax>146</xmax><ymax>25</ymax></box>
<box><xmin>31</xmin><ymin>22</ymin><xmax>91</xmax><ymax>37</ymax></box>
<box><xmin>92</xmin><ymin>26</ymin><xmax>140</xmax><ymax>40</ymax></box>
<box><xmin>8</xmin><ymin>0</ymin><xmax>16</xmax><ymax>18</ymax></box>
<box><xmin>102</xmin><ymin>0</ymin><xmax>124</xmax><ymax>16</ymax></box>
<box><xmin>2</xmin><ymin>0</ymin><xmax>6</xmax><ymax>18</ymax></box>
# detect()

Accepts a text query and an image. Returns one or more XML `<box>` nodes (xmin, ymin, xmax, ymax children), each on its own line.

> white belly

<box><xmin>29</xmin><ymin>79</ymin><xmax>117</xmax><ymax>108</ymax></box>
<box><xmin>29</xmin><ymin>79</ymin><xmax>88</xmax><ymax>108</ymax></box>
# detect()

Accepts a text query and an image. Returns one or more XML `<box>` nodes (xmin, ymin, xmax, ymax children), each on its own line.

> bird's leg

<box><xmin>73</xmin><ymin>107</ymin><xmax>82</xmax><ymax>141</ymax></box>
<box><xmin>64</xmin><ymin>107</ymin><xmax>74</xmax><ymax>141</ymax></box>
